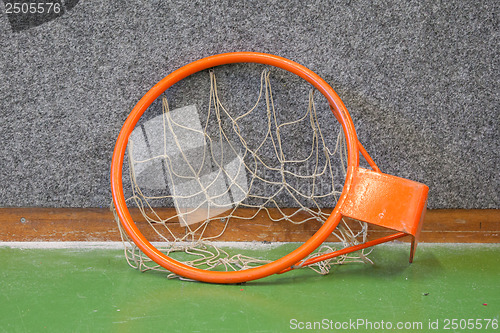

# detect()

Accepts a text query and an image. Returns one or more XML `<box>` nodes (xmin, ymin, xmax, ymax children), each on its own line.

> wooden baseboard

<box><xmin>0</xmin><ymin>208</ymin><xmax>498</xmax><ymax>243</ymax></box>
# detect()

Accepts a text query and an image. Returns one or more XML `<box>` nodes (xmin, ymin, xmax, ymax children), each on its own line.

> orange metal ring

<box><xmin>110</xmin><ymin>52</ymin><xmax>360</xmax><ymax>283</ymax></box>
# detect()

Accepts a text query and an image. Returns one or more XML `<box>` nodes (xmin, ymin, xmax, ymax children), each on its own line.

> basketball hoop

<box><xmin>111</xmin><ymin>52</ymin><xmax>428</xmax><ymax>283</ymax></box>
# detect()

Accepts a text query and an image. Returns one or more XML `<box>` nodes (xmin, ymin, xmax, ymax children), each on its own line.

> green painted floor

<box><xmin>0</xmin><ymin>243</ymin><xmax>498</xmax><ymax>333</ymax></box>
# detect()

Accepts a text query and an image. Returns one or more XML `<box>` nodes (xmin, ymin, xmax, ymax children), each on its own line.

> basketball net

<box><xmin>112</xmin><ymin>68</ymin><xmax>372</xmax><ymax>280</ymax></box>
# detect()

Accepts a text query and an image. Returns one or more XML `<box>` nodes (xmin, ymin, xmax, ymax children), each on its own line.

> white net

<box><xmin>113</xmin><ymin>67</ymin><xmax>372</xmax><ymax>279</ymax></box>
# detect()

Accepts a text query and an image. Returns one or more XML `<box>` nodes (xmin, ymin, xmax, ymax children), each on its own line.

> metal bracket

<box><xmin>341</xmin><ymin>168</ymin><xmax>429</xmax><ymax>262</ymax></box>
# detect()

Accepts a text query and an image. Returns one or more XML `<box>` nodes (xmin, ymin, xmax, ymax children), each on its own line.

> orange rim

<box><xmin>110</xmin><ymin>52</ymin><xmax>360</xmax><ymax>283</ymax></box>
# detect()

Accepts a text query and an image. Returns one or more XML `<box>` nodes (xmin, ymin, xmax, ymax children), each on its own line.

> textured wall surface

<box><xmin>0</xmin><ymin>0</ymin><xmax>498</xmax><ymax>209</ymax></box>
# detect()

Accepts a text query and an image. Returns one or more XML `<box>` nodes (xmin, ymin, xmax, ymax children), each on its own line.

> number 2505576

<box><xmin>443</xmin><ymin>318</ymin><xmax>498</xmax><ymax>330</ymax></box>
<box><xmin>5</xmin><ymin>2</ymin><xmax>61</xmax><ymax>14</ymax></box>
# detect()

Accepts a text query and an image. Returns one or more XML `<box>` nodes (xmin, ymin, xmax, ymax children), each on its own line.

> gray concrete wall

<box><xmin>0</xmin><ymin>0</ymin><xmax>498</xmax><ymax>208</ymax></box>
